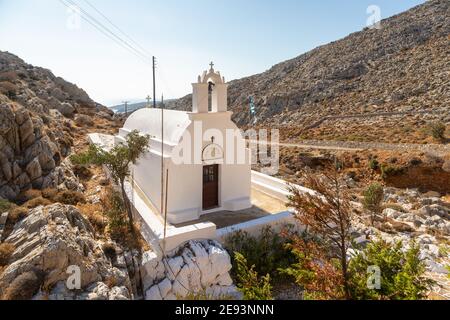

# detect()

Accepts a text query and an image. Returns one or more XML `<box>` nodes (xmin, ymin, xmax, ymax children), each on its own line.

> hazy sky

<box><xmin>0</xmin><ymin>0</ymin><xmax>424</xmax><ymax>106</ymax></box>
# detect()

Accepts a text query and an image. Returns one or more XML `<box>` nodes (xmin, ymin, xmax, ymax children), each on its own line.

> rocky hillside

<box><xmin>0</xmin><ymin>204</ymin><xmax>132</xmax><ymax>300</ymax></box>
<box><xmin>170</xmin><ymin>0</ymin><xmax>449</xmax><ymax>143</ymax></box>
<box><xmin>0</xmin><ymin>51</ymin><xmax>116</xmax><ymax>200</ymax></box>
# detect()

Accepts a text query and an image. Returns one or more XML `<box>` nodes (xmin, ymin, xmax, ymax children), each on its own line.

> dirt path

<box><xmin>251</xmin><ymin>139</ymin><xmax>450</xmax><ymax>155</ymax></box>
<box><xmin>250</xmin><ymin>140</ymin><xmax>363</xmax><ymax>152</ymax></box>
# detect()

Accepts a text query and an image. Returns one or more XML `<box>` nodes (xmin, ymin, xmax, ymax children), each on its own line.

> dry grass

<box><xmin>22</xmin><ymin>189</ymin><xmax>42</xmax><ymax>201</ymax></box>
<box><xmin>102</xmin><ymin>242</ymin><xmax>117</xmax><ymax>261</ymax></box>
<box><xmin>104</xmin><ymin>275</ymin><xmax>118</xmax><ymax>289</ymax></box>
<box><xmin>73</xmin><ymin>164</ymin><xmax>93</xmax><ymax>181</ymax></box>
<box><xmin>8</xmin><ymin>206</ymin><xmax>29</xmax><ymax>225</ymax></box>
<box><xmin>23</xmin><ymin>197</ymin><xmax>52</xmax><ymax>209</ymax></box>
<box><xmin>41</xmin><ymin>188</ymin><xmax>58</xmax><ymax>200</ymax></box>
<box><xmin>1</xmin><ymin>270</ymin><xmax>44</xmax><ymax>300</ymax></box>
<box><xmin>77</xmin><ymin>203</ymin><xmax>107</xmax><ymax>233</ymax></box>
<box><xmin>0</xmin><ymin>243</ymin><xmax>15</xmax><ymax>266</ymax></box>
<box><xmin>54</xmin><ymin>190</ymin><xmax>86</xmax><ymax>205</ymax></box>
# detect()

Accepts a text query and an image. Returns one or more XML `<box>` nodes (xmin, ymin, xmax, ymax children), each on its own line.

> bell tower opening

<box><xmin>208</xmin><ymin>81</ymin><xmax>215</xmax><ymax>112</ymax></box>
<box><xmin>192</xmin><ymin>62</ymin><xmax>228</xmax><ymax>113</ymax></box>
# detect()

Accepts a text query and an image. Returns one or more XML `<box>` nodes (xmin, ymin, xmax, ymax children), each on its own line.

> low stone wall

<box><xmin>216</xmin><ymin>211</ymin><xmax>299</xmax><ymax>242</ymax></box>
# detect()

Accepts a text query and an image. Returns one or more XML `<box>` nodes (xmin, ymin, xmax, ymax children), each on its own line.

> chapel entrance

<box><xmin>203</xmin><ymin>164</ymin><xmax>219</xmax><ymax>210</ymax></box>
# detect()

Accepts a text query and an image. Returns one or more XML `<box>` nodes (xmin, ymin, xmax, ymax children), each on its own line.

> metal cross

<box><xmin>209</xmin><ymin>61</ymin><xmax>214</xmax><ymax>69</ymax></box>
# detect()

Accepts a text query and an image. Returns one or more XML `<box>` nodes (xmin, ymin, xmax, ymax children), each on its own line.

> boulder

<box><xmin>75</xmin><ymin>114</ymin><xmax>94</xmax><ymax>127</ymax></box>
<box><xmin>157</xmin><ymin>278</ymin><xmax>172</xmax><ymax>298</ymax></box>
<box><xmin>25</xmin><ymin>157</ymin><xmax>42</xmax><ymax>181</ymax></box>
<box><xmin>56</xmin><ymin>102</ymin><xmax>75</xmax><ymax>118</ymax></box>
<box><xmin>145</xmin><ymin>285</ymin><xmax>162</xmax><ymax>300</ymax></box>
<box><xmin>383</xmin><ymin>208</ymin><xmax>402</xmax><ymax>219</ymax></box>
<box><xmin>0</xmin><ymin>204</ymin><xmax>132</xmax><ymax>299</ymax></box>
<box><xmin>142</xmin><ymin>240</ymin><xmax>236</xmax><ymax>300</ymax></box>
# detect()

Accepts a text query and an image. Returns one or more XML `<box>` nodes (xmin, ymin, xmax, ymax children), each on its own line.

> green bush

<box><xmin>368</xmin><ymin>159</ymin><xmax>379</xmax><ymax>171</ymax></box>
<box><xmin>234</xmin><ymin>252</ymin><xmax>273</xmax><ymax>300</ymax></box>
<box><xmin>103</xmin><ymin>190</ymin><xmax>128</xmax><ymax>239</ymax></box>
<box><xmin>363</xmin><ymin>183</ymin><xmax>384</xmax><ymax>211</ymax></box>
<box><xmin>224</xmin><ymin>226</ymin><xmax>295</xmax><ymax>279</ymax></box>
<box><xmin>0</xmin><ymin>199</ymin><xmax>12</xmax><ymax>213</ymax></box>
<box><xmin>428</xmin><ymin>121</ymin><xmax>446</xmax><ymax>142</ymax></box>
<box><xmin>348</xmin><ymin>239</ymin><xmax>434</xmax><ymax>300</ymax></box>
<box><xmin>381</xmin><ymin>164</ymin><xmax>405</xmax><ymax>180</ymax></box>
<box><xmin>362</xmin><ymin>183</ymin><xmax>384</xmax><ymax>224</ymax></box>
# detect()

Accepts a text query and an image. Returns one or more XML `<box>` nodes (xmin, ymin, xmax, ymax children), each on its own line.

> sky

<box><xmin>0</xmin><ymin>0</ymin><xmax>425</xmax><ymax>106</ymax></box>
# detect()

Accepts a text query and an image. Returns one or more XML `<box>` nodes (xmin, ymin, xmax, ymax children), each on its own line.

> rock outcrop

<box><xmin>0</xmin><ymin>51</ymin><xmax>114</xmax><ymax>200</ymax></box>
<box><xmin>0</xmin><ymin>204</ymin><xmax>132</xmax><ymax>300</ymax></box>
<box><xmin>141</xmin><ymin>240</ymin><xmax>240</xmax><ymax>300</ymax></box>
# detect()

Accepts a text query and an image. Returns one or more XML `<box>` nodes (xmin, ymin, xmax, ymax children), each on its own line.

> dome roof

<box><xmin>123</xmin><ymin>108</ymin><xmax>191</xmax><ymax>144</ymax></box>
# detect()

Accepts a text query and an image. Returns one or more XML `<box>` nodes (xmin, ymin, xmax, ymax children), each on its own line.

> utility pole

<box><xmin>160</xmin><ymin>93</ymin><xmax>164</xmax><ymax>229</ymax></box>
<box><xmin>122</xmin><ymin>101</ymin><xmax>129</xmax><ymax>117</ymax></box>
<box><xmin>153</xmin><ymin>56</ymin><xmax>157</xmax><ymax>109</ymax></box>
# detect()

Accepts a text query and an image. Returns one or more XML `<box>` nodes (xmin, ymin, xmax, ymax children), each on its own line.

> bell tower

<box><xmin>192</xmin><ymin>62</ymin><xmax>228</xmax><ymax>113</ymax></box>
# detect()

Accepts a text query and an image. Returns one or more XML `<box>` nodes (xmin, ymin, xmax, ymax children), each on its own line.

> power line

<box><xmin>81</xmin><ymin>0</ymin><xmax>153</xmax><ymax>58</ymax></box>
<box><xmin>66</xmin><ymin>0</ymin><xmax>152</xmax><ymax>63</ymax></box>
<box><xmin>59</xmin><ymin>0</ymin><xmax>152</xmax><ymax>65</ymax></box>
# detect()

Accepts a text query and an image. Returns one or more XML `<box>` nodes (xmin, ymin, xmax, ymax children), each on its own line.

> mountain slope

<box><xmin>170</xmin><ymin>0</ymin><xmax>449</xmax><ymax>143</ymax></box>
<box><xmin>0</xmin><ymin>51</ymin><xmax>115</xmax><ymax>200</ymax></box>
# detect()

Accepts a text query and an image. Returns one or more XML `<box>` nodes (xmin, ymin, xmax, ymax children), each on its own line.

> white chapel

<box><xmin>116</xmin><ymin>64</ymin><xmax>252</xmax><ymax>224</ymax></box>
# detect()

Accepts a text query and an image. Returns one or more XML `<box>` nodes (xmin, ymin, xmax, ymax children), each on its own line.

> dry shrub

<box><xmin>2</xmin><ymin>270</ymin><xmax>45</xmax><ymax>300</ymax></box>
<box><xmin>78</xmin><ymin>203</ymin><xmax>106</xmax><ymax>232</ymax></box>
<box><xmin>22</xmin><ymin>189</ymin><xmax>42</xmax><ymax>201</ymax></box>
<box><xmin>55</xmin><ymin>190</ymin><xmax>86</xmax><ymax>205</ymax></box>
<box><xmin>0</xmin><ymin>243</ymin><xmax>15</xmax><ymax>266</ymax></box>
<box><xmin>41</xmin><ymin>188</ymin><xmax>58</xmax><ymax>201</ymax></box>
<box><xmin>15</xmin><ymin>189</ymin><xmax>42</xmax><ymax>205</ymax></box>
<box><xmin>288</xmin><ymin>165</ymin><xmax>353</xmax><ymax>299</ymax></box>
<box><xmin>102</xmin><ymin>242</ymin><xmax>117</xmax><ymax>261</ymax></box>
<box><xmin>73</xmin><ymin>165</ymin><xmax>93</xmax><ymax>181</ymax></box>
<box><xmin>0</xmin><ymin>81</ymin><xmax>18</xmax><ymax>97</ymax></box>
<box><xmin>24</xmin><ymin>197</ymin><xmax>52</xmax><ymax>209</ymax></box>
<box><xmin>104</xmin><ymin>275</ymin><xmax>118</xmax><ymax>289</ymax></box>
<box><xmin>8</xmin><ymin>206</ymin><xmax>29</xmax><ymax>224</ymax></box>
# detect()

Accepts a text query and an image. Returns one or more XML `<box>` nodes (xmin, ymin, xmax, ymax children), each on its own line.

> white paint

<box><xmin>216</xmin><ymin>211</ymin><xmax>300</xmax><ymax>242</ymax></box>
<box><xmin>143</xmin><ymin>240</ymin><xmax>238</xmax><ymax>300</ymax></box>
<box><xmin>117</xmin><ymin>65</ymin><xmax>252</xmax><ymax>224</ymax></box>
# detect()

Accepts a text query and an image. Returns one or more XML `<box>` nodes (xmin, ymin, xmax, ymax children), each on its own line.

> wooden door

<box><xmin>203</xmin><ymin>164</ymin><xmax>219</xmax><ymax>210</ymax></box>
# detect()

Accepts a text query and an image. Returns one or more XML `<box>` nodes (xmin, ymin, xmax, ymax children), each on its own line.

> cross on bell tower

<box><xmin>192</xmin><ymin>63</ymin><xmax>228</xmax><ymax>113</ymax></box>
